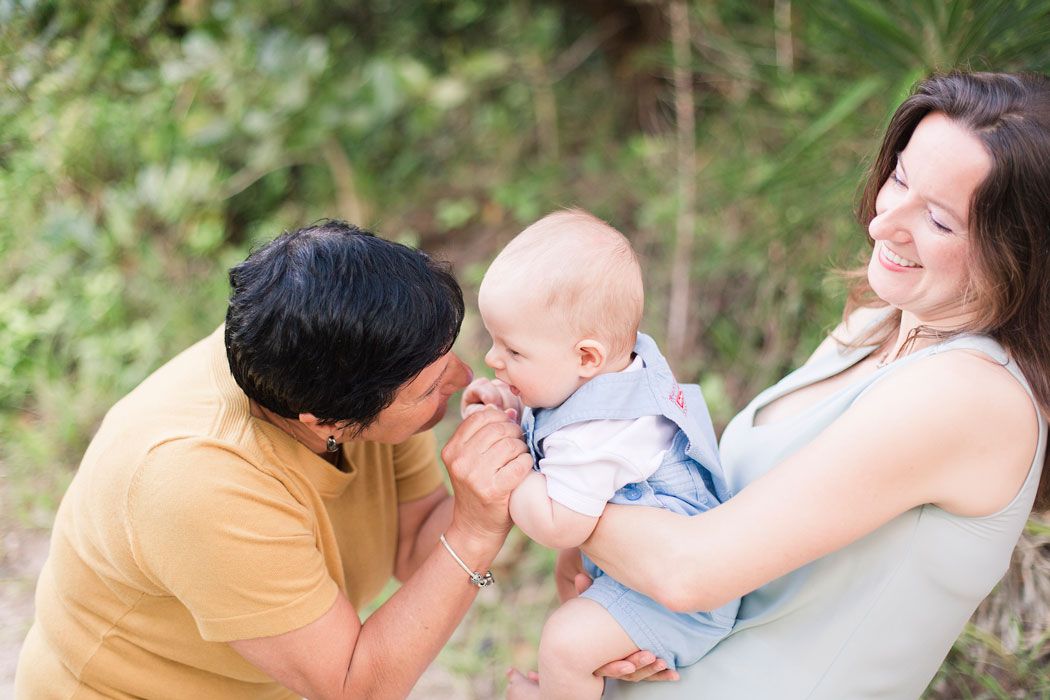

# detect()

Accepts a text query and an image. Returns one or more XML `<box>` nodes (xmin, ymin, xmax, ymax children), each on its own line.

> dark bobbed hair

<box><xmin>224</xmin><ymin>220</ymin><xmax>464</xmax><ymax>431</ymax></box>
<box><xmin>846</xmin><ymin>71</ymin><xmax>1050</xmax><ymax>509</ymax></box>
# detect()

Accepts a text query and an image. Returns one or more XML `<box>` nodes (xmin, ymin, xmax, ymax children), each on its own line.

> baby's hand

<box><xmin>460</xmin><ymin>377</ymin><xmax>522</xmax><ymax>423</ymax></box>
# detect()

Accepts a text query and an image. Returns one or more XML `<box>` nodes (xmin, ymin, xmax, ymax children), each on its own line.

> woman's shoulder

<box><xmin>857</xmin><ymin>346</ymin><xmax>1039</xmax><ymax>515</ymax></box>
<box><xmin>881</xmin><ymin>340</ymin><xmax>1029</xmax><ymax>409</ymax></box>
<box><xmin>135</xmin><ymin>438</ymin><xmax>293</xmax><ymax>506</ymax></box>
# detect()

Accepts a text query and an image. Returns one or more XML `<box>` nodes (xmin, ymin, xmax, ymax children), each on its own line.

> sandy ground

<box><xmin>0</xmin><ymin>525</ymin><xmax>49</xmax><ymax>700</ymax></box>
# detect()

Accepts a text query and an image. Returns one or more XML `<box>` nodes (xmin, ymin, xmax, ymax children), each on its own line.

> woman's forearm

<box><xmin>229</xmin><ymin>521</ymin><xmax>506</xmax><ymax>700</ymax></box>
<box><xmin>584</xmin><ymin>504</ymin><xmax>690</xmax><ymax>605</ymax></box>
<box><xmin>347</xmin><ymin>523</ymin><xmax>504</xmax><ymax>698</ymax></box>
<box><xmin>584</xmin><ymin>504</ymin><xmax>732</xmax><ymax>612</ymax></box>
<box><xmin>393</xmin><ymin>489</ymin><xmax>454</xmax><ymax>581</ymax></box>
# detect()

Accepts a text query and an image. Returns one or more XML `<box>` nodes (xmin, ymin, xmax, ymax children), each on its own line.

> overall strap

<box><xmin>524</xmin><ymin>333</ymin><xmax>726</xmax><ymax>493</ymax></box>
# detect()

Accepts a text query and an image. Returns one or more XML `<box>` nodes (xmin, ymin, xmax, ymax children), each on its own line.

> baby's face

<box><xmin>477</xmin><ymin>283</ymin><xmax>586</xmax><ymax>410</ymax></box>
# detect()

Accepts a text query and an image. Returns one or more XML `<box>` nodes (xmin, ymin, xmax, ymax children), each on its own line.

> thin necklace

<box><xmin>875</xmin><ymin>346</ymin><xmax>898</xmax><ymax>368</ymax></box>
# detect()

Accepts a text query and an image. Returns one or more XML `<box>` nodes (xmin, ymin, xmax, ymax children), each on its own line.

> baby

<box><xmin>472</xmin><ymin>209</ymin><xmax>739</xmax><ymax>699</ymax></box>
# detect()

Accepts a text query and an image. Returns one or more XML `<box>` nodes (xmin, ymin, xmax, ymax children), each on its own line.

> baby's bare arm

<box><xmin>510</xmin><ymin>471</ymin><xmax>599</xmax><ymax>549</ymax></box>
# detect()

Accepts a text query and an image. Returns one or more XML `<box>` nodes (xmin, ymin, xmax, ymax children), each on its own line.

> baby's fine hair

<box><xmin>489</xmin><ymin>208</ymin><xmax>644</xmax><ymax>359</ymax></box>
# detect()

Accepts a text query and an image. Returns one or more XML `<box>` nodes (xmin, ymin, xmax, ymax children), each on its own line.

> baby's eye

<box><xmin>507</xmin><ymin>349</ymin><xmax>521</xmax><ymax>357</ymax></box>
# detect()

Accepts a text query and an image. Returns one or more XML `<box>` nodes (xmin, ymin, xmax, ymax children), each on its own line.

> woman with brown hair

<box><xmin>475</xmin><ymin>71</ymin><xmax>1050</xmax><ymax>699</ymax></box>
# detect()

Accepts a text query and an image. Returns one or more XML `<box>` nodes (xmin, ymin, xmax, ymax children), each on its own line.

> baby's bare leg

<box><xmin>537</xmin><ymin>597</ymin><xmax>639</xmax><ymax>700</ymax></box>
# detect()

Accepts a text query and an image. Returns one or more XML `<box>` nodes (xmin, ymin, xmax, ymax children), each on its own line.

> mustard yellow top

<box><xmin>15</xmin><ymin>326</ymin><xmax>444</xmax><ymax>699</ymax></box>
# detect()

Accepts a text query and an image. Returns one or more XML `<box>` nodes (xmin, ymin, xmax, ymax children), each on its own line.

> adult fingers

<box><xmin>442</xmin><ymin>412</ymin><xmax>528</xmax><ymax>501</ymax></box>
<box><xmin>443</xmin><ymin>406</ymin><xmax>517</xmax><ymax>457</ymax></box>
<box><xmin>553</xmin><ymin>548</ymin><xmax>588</xmax><ymax>603</ymax></box>
<box><xmin>459</xmin><ymin>421</ymin><xmax>526</xmax><ymax>474</ymax></box>
<box><xmin>594</xmin><ymin>652</ymin><xmax>678</xmax><ymax>683</ymax></box>
<box><xmin>461</xmin><ymin>402</ymin><xmax>489</xmax><ymax>418</ymax></box>
<box><xmin>473</xmin><ymin>422</ymin><xmax>528</xmax><ymax>470</ymax></box>
<box><xmin>491</xmin><ymin>451</ymin><xmax>533</xmax><ymax>494</ymax></box>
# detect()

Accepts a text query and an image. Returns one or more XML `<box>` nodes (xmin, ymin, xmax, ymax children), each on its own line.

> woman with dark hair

<box><xmin>476</xmin><ymin>72</ymin><xmax>1050</xmax><ymax>698</ymax></box>
<box><xmin>15</xmin><ymin>221</ymin><xmax>533</xmax><ymax>699</ymax></box>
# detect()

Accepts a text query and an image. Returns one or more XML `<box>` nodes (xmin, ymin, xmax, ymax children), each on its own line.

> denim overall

<box><xmin>521</xmin><ymin>333</ymin><xmax>739</xmax><ymax>669</ymax></box>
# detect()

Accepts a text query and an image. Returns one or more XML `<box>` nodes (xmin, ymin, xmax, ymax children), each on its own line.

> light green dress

<box><xmin>604</xmin><ymin>334</ymin><xmax>1045</xmax><ymax>699</ymax></box>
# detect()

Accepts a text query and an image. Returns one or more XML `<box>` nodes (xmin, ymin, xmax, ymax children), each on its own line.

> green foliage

<box><xmin>810</xmin><ymin>0</ymin><xmax>1050</xmax><ymax>76</ymax></box>
<box><xmin>2</xmin><ymin>0</ymin><xmax>1049</xmax><ymax>696</ymax></box>
<box><xmin>925</xmin><ymin>623</ymin><xmax>1050</xmax><ymax>699</ymax></box>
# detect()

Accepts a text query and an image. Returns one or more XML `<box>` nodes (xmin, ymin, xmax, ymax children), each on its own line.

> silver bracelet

<box><xmin>439</xmin><ymin>534</ymin><xmax>495</xmax><ymax>588</ymax></box>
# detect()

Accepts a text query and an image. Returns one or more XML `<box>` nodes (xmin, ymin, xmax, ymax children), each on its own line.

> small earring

<box><xmin>326</xmin><ymin>436</ymin><xmax>338</xmax><ymax>453</ymax></box>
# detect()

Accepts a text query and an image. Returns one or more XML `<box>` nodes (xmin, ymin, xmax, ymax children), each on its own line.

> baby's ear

<box><xmin>575</xmin><ymin>339</ymin><xmax>607</xmax><ymax>379</ymax></box>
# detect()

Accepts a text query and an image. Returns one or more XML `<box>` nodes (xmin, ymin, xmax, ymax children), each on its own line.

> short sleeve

<box><xmin>127</xmin><ymin>440</ymin><xmax>339</xmax><ymax>642</ymax></box>
<box><xmin>391</xmin><ymin>430</ymin><xmax>445</xmax><ymax>502</ymax></box>
<box><xmin>540</xmin><ymin>439</ymin><xmax>647</xmax><ymax>518</ymax></box>
<box><xmin>539</xmin><ymin>417</ymin><xmax>674</xmax><ymax>517</ymax></box>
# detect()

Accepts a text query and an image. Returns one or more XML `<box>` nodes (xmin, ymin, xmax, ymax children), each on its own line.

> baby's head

<box><xmin>478</xmin><ymin>208</ymin><xmax>644</xmax><ymax>410</ymax></box>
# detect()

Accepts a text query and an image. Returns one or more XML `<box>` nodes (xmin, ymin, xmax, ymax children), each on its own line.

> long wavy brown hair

<box><xmin>843</xmin><ymin>71</ymin><xmax>1050</xmax><ymax>510</ymax></box>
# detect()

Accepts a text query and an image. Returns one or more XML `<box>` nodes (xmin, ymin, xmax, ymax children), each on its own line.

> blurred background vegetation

<box><xmin>2</xmin><ymin>0</ymin><xmax>1049</xmax><ymax>697</ymax></box>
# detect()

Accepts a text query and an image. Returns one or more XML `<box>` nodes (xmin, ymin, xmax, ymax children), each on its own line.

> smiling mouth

<box><xmin>881</xmin><ymin>242</ymin><xmax>921</xmax><ymax>268</ymax></box>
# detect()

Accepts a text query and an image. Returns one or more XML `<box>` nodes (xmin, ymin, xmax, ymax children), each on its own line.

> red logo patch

<box><xmin>669</xmin><ymin>384</ymin><xmax>687</xmax><ymax>414</ymax></box>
